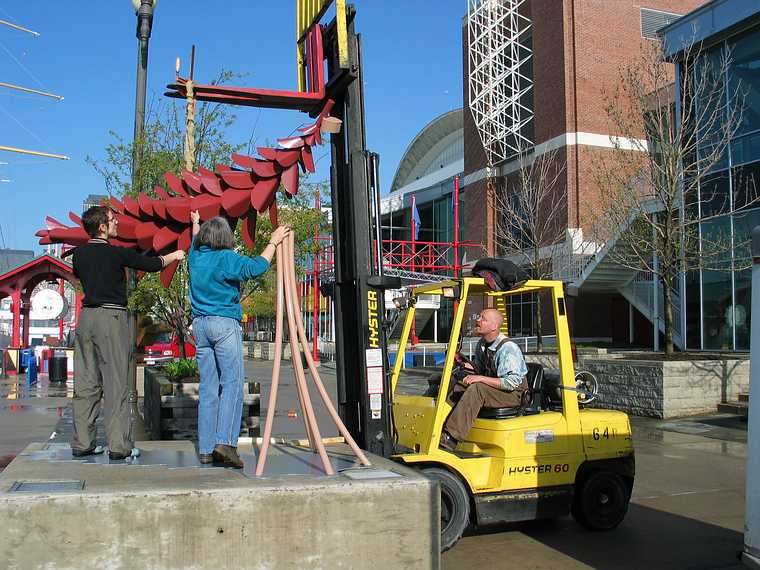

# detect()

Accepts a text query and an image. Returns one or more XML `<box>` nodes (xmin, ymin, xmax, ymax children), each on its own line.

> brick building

<box><xmin>462</xmin><ymin>0</ymin><xmax>705</xmax><ymax>344</ymax></box>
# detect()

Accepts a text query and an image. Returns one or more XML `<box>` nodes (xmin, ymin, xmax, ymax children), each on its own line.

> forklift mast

<box><xmin>324</xmin><ymin>7</ymin><xmax>398</xmax><ymax>458</ymax></box>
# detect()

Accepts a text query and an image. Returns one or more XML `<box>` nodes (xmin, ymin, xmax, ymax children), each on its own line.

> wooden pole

<box><xmin>0</xmin><ymin>146</ymin><xmax>68</xmax><ymax>160</ymax></box>
<box><xmin>0</xmin><ymin>19</ymin><xmax>39</xmax><ymax>36</ymax></box>
<box><xmin>0</xmin><ymin>82</ymin><xmax>63</xmax><ymax>100</ymax></box>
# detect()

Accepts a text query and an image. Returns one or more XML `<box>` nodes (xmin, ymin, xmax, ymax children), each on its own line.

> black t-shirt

<box><xmin>73</xmin><ymin>239</ymin><xmax>163</xmax><ymax>307</ymax></box>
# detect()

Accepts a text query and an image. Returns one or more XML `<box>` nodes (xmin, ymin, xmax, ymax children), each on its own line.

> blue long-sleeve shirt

<box><xmin>188</xmin><ymin>244</ymin><xmax>270</xmax><ymax>321</ymax></box>
<box><xmin>472</xmin><ymin>333</ymin><xmax>528</xmax><ymax>391</ymax></box>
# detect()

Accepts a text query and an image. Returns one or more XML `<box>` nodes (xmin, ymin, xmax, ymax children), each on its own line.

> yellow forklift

<box><xmin>389</xmin><ymin>277</ymin><xmax>635</xmax><ymax>551</ymax></box>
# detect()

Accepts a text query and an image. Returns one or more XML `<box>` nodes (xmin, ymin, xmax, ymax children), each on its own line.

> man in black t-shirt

<box><xmin>71</xmin><ymin>206</ymin><xmax>185</xmax><ymax>460</ymax></box>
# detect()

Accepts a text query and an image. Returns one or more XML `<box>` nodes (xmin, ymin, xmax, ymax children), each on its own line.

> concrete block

<box><xmin>0</xmin><ymin>442</ymin><xmax>439</xmax><ymax>569</ymax></box>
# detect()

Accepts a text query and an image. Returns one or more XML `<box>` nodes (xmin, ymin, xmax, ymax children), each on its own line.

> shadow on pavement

<box><xmin>463</xmin><ymin>504</ymin><xmax>742</xmax><ymax>570</ymax></box>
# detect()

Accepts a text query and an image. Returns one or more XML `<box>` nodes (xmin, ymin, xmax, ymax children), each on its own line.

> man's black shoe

<box><xmin>439</xmin><ymin>431</ymin><xmax>458</xmax><ymax>452</ymax></box>
<box><xmin>72</xmin><ymin>446</ymin><xmax>102</xmax><ymax>458</ymax></box>
<box><xmin>212</xmin><ymin>444</ymin><xmax>244</xmax><ymax>469</ymax></box>
<box><xmin>108</xmin><ymin>450</ymin><xmax>132</xmax><ymax>461</ymax></box>
<box><xmin>199</xmin><ymin>453</ymin><xmax>214</xmax><ymax>464</ymax></box>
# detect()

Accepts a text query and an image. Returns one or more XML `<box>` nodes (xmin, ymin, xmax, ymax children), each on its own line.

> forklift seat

<box><xmin>477</xmin><ymin>362</ymin><xmax>544</xmax><ymax>420</ymax></box>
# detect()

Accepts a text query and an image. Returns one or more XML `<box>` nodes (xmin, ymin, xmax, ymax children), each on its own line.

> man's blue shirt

<box><xmin>188</xmin><ymin>244</ymin><xmax>269</xmax><ymax>321</ymax></box>
<box><xmin>473</xmin><ymin>333</ymin><xmax>528</xmax><ymax>391</ymax></box>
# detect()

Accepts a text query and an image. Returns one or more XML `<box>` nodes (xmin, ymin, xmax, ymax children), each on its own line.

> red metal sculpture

<box><xmin>36</xmin><ymin>99</ymin><xmax>335</xmax><ymax>289</ymax></box>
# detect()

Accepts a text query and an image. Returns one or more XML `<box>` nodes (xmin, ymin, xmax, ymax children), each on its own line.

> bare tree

<box><xmin>494</xmin><ymin>144</ymin><xmax>567</xmax><ymax>351</ymax></box>
<box><xmin>591</xmin><ymin>40</ymin><xmax>754</xmax><ymax>354</ymax></box>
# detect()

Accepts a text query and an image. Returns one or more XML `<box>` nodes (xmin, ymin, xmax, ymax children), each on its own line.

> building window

<box><xmin>729</xmin><ymin>26</ymin><xmax>760</xmax><ymax>166</ymax></box>
<box><xmin>700</xmin><ymin>216</ymin><xmax>733</xmax><ymax>350</ymax></box>
<box><xmin>684</xmin><ymin>270</ymin><xmax>701</xmax><ymax>350</ymax></box>
<box><xmin>640</xmin><ymin>8</ymin><xmax>681</xmax><ymax>40</ymax></box>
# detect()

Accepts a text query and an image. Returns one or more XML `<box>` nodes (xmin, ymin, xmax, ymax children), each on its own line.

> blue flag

<box><xmin>411</xmin><ymin>195</ymin><xmax>421</xmax><ymax>240</ymax></box>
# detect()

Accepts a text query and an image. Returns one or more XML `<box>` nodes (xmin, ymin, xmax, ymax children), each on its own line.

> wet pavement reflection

<box><xmin>0</xmin><ymin>375</ymin><xmax>72</xmax><ymax>473</ymax></box>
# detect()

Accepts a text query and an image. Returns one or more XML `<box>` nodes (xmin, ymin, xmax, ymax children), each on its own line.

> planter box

<box><xmin>582</xmin><ymin>355</ymin><xmax>749</xmax><ymax>418</ymax></box>
<box><xmin>144</xmin><ymin>367</ymin><xmax>260</xmax><ymax>440</ymax></box>
<box><xmin>254</xmin><ymin>341</ymin><xmax>295</xmax><ymax>361</ymax></box>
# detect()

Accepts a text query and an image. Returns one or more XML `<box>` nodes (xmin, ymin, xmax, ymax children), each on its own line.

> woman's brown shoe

<box><xmin>212</xmin><ymin>444</ymin><xmax>244</xmax><ymax>468</ymax></box>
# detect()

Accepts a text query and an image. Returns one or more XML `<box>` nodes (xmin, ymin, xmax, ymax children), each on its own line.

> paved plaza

<box><xmin>0</xmin><ymin>360</ymin><xmax>749</xmax><ymax>569</ymax></box>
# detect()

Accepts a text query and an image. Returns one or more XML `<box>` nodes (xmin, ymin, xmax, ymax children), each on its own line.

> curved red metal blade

<box><xmin>269</xmin><ymin>200</ymin><xmax>279</xmax><ymax>227</ymax></box>
<box><xmin>138</xmin><ymin>193</ymin><xmax>154</xmax><ymax>217</ymax></box>
<box><xmin>182</xmin><ymin>171</ymin><xmax>203</xmax><ymax>194</ymax></box>
<box><xmin>191</xmin><ymin>193</ymin><xmax>222</xmax><ymax>220</ymax></box>
<box><xmin>165</xmin><ymin>172</ymin><xmax>189</xmax><ymax>197</ymax></box>
<box><xmin>152</xmin><ymin>200</ymin><xmax>167</xmax><ymax>221</ymax></box>
<box><xmin>165</xmin><ymin>197</ymin><xmax>191</xmax><ymax>224</ymax></box>
<box><xmin>135</xmin><ymin>221</ymin><xmax>160</xmax><ymax>251</ymax></box>
<box><xmin>256</xmin><ymin>147</ymin><xmax>278</xmax><ymax>161</ymax></box>
<box><xmin>49</xmin><ymin>227</ymin><xmax>89</xmax><ymax>244</ymax></box>
<box><xmin>122</xmin><ymin>196</ymin><xmax>140</xmax><ymax>218</ymax></box>
<box><xmin>300</xmin><ymin>145</ymin><xmax>315</xmax><ymax>173</ymax></box>
<box><xmin>281</xmin><ymin>163</ymin><xmax>299</xmax><ymax>197</ymax></box>
<box><xmin>276</xmin><ymin>149</ymin><xmax>301</xmax><ymax>168</ymax></box>
<box><xmin>221</xmin><ymin>189</ymin><xmax>251</xmax><ymax>218</ymax></box>
<box><xmin>218</xmin><ymin>170</ymin><xmax>255</xmax><ymax>189</ymax></box>
<box><xmin>116</xmin><ymin>214</ymin><xmax>138</xmax><ymax>239</ymax></box>
<box><xmin>251</xmin><ymin>178</ymin><xmax>279</xmax><ymax>212</ymax></box>
<box><xmin>241</xmin><ymin>213</ymin><xmax>257</xmax><ymax>249</ymax></box>
<box><xmin>153</xmin><ymin>226</ymin><xmax>178</xmax><ymax>252</ymax></box>
<box><xmin>231</xmin><ymin>154</ymin><xmax>280</xmax><ymax>178</ymax></box>
<box><xmin>68</xmin><ymin>212</ymin><xmax>83</xmax><ymax>227</ymax></box>
<box><xmin>110</xmin><ymin>196</ymin><xmax>125</xmax><ymax>213</ymax></box>
<box><xmin>155</xmin><ymin>186</ymin><xmax>172</xmax><ymax>201</ymax></box>
<box><xmin>214</xmin><ymin>163</ymin><xmax>237</xmax><ymax>174</ymax></box>
<box><xmin>177</xmin><ymin>227</ymin><xmax>192</xmax><ymax>252</ymax></box>
<box><xmin>277</xmin><ymin>136</ymin><xmax>305</xmax><ymax>149</ymax></box>
<box><xmin>160</xmin><ymin>260</ymin><xmax>179</xmax><ymax>288</ymax></box>
<box><xmin>198</xmin><ymin>167</ymin><xmax>223</xmax><ymax>196</ymax></box>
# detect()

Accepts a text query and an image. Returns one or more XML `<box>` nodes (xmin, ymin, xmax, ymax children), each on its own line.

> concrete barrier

<box><xmin>0</xmin><ymin>441</ymin><xmax>439</xmax><ymax>569</ymax></box>
<box><xmin>583</xmin><ymin>355</ymin><xmax>749</xmax><ymax>418</ymax></box>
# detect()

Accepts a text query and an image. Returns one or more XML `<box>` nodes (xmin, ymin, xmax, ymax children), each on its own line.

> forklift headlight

<box><xmin>442</xmin><ymin>286</ymin><xmax>459</xmax><ymax>298</ymax></box>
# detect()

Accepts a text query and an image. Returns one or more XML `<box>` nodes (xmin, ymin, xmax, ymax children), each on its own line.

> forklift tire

<box><xmin>422</xmin><ymin>467</ymin><xmax>470</xmax><ymax>552</ymax></box>
<box><xmin>571</xmin><ymin>470</ymin><xmax>630</xmax><ymax>531</ymax></box>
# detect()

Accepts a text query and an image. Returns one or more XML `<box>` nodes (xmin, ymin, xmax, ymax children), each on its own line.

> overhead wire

<box><xmin>0</xmin><ymin>39</ymin><xmax>49</xmax><ymax>92</ymax></box>
<box><xmin>0</xmin><ymin>100</ymin><xmax>46</xmax><ymax>146</ymax></box>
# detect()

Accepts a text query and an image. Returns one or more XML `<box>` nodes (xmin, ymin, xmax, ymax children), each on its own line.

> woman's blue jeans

<box><xmin>192</xmin><ymin>316</ymin><xmax>244</xmax><ymax>454</ymax></box>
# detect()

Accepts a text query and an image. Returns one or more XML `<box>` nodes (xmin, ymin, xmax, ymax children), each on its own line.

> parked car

<box><xmin>143</xmin><ymin>332</ymin><xmax>196</xmax><ymax>366</ymax></box>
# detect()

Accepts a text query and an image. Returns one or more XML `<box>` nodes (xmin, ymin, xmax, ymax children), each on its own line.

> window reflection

<box><xmin>700</xmin><ymin>216</ymin><xmax>733</xmax><ymax>350</ymax></box>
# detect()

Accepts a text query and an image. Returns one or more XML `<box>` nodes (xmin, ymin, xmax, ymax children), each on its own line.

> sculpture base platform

<box><xmin>0</xmin><ymin>440</ymin><xmax>439</xmax><ymax>569</ymax></box>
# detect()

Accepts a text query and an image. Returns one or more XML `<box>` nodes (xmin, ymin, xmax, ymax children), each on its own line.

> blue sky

<box><xmin>0</xmin><ymin>1</ymin><xmax>465</xmax><ymax>252</ymax></box>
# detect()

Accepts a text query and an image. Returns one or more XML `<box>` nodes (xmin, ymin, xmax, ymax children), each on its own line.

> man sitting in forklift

<box><xmin>440</xmin><ymin>308</ymin><xmax>528</xmax><ymax>451</ymax></box>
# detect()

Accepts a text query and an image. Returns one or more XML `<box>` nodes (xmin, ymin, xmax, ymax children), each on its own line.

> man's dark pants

<box><xmin>71</xmin><ymin>307</ymin><xmax>133</xmax><ymax>455</ymax></box>
<box><xmin>444</xmin><ymin>379</ymin><xmax>528</xmax><ymax>441</ymax></box>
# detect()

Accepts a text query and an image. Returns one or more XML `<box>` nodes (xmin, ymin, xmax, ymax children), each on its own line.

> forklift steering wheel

<box><xmin>452</xmin><ymin>353</ymin><xmax>475</xmax><ymax>384</ymax></box>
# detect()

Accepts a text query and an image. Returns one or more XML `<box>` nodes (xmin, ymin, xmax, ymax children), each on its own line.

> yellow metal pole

<box><xmin>0</xmin><ymin>19</ymin><xmax>39</xmax><ymax>36</ymax></box>
<box><xmin>336</xmin><ymin>0</ymin><xmax>348</xmax><ymax>69</ymax></box>
<box><xmin>0</xmin><ymin>145</ymin><xmax>69</xmax><ymax>160</ymax></box>
<box><xmin>0</xmin><ymin>82</ymin><xmax>63</xmax><ymax>101</ymax></box>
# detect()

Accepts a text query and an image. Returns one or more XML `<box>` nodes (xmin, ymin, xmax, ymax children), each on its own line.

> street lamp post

<box><xmin>127</xmin><ymin>0</ymin><xmax>157</xmax><ymax>444</ymax></box>
<box><xmin>131</xmin><ymin>0</ymin><xmax>157</xmax><ymax>183</ymax></box>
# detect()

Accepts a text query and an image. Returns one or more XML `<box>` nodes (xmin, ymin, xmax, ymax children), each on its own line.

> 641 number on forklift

<box><xmin>592</xmin><ymin>426</ymin><xmax>617</xmax><ymax>440</ymax></box>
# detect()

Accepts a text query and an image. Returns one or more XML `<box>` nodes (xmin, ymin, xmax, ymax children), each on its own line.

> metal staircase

<box><xmin>571</xmin><ymin>199</ymin><xmax>684</xmax><ymax>350</ymax></box>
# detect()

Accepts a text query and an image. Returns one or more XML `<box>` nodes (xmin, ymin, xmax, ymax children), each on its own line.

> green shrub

<box><xmin>164</xmin><ymin>358</ymin><xmax>199</xmax><ymax>382</ymax></box>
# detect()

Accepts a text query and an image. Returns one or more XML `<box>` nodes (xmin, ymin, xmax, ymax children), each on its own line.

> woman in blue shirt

<box><xmin>189</xmin><ymin>211</ymin><xmax>289</xmax><ymax>468</ymax></box>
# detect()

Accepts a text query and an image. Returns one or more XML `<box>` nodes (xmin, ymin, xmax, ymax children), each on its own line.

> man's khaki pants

<box><xmin>72</xmin><ymin>307</ymin><xmax>133</xmax><ymax>455</ymax></box>
<box><xmin>444</xmin><ymin>379</ymin><xmax>528</xmax><ymax>441</ymax></box>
